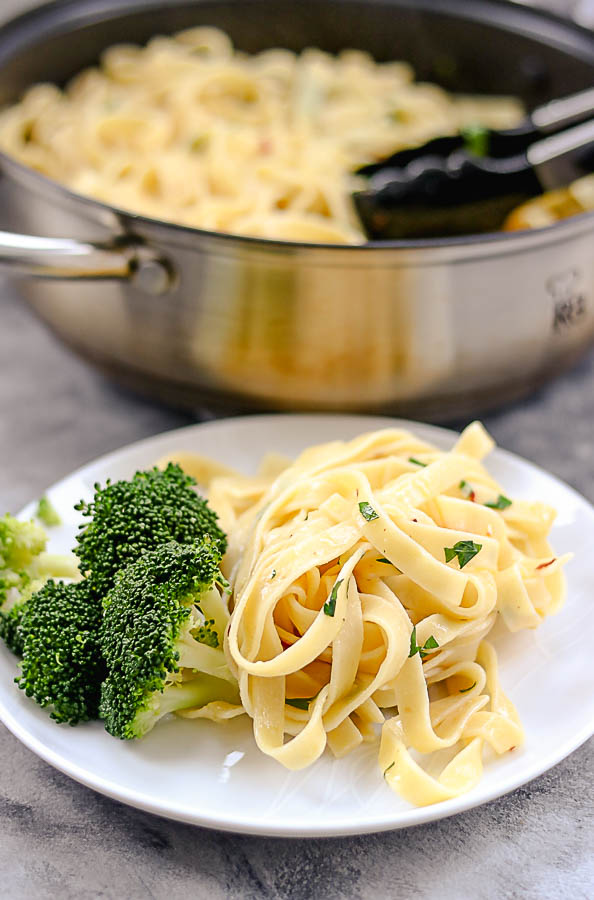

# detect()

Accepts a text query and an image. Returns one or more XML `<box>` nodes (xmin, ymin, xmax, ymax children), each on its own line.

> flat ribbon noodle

<box><xmin>160</xmin><ymin>421</ymin><xmax>570</xmax><ymax>806</ymax></box>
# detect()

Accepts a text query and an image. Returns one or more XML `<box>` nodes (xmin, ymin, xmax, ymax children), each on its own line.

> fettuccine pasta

<box><xmin>158</xmin><ymin>422</ymin><xmax>568</xmax><ymax>807</ymax></box>
<box><xmin>0</xmin><ymin>27</ymin><xmax>523</xmax><ymax>243</ymax></box>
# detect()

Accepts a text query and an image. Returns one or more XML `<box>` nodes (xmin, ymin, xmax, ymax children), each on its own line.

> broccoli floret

<box><xmin>17</xmin><ymin>579</ymin><xmax>105</xmax><ymax>725</ymax></box>
<box><xmin>100</xmin><ymin>539</ymin><xmax>238</xmax><ymax>740</ymax></box>
<box><xmin>0</xmin><ymin>514</ymin><xmax>79</xmax><ymax>654</ymax></box>
<box><xmin>74</xmin><ymin>463</ymin><xmax>226</xmax><ymax>596</ymax></box>
<box><xmin>192</xmin><ymin>618</ymin><xmax>220</xmax><ymax>648</ymax></box>
<box><xmin>36</xmin><ymin>496</ymin><xmax>62</xmax><ymax>527</ymax></box>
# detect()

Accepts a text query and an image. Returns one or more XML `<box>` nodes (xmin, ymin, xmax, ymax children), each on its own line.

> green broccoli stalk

<box><xmin>99</xmin><ymin>539</ymin><xmax>238</xmax><ymax>740</ymax></box>
<box><xmin>128</xmin><ymin>674</ymin><xmax>236</xmax><ymax>738</ymax></box>
<box><xmin>17</xmin><ymin>579</ymin><xmax>105</xmax><ymax>724</ymax></box>
<box><xmin>74</xmin><ymin>463</ymin><xmax>227</xmax><ymax>596</ymax></box>
<box><xmin>0</xmin><ymin>514</ymin><xmax>79</xmax><ymax>654</ymax></box>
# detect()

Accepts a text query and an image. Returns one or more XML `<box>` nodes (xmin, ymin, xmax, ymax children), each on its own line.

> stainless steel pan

<box><xmin>0</xmin><ymin>0</ymin><xmax>593</xmax><ymax>419</ymax></box>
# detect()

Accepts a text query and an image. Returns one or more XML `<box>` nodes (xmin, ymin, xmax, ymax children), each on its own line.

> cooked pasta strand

<box><xmin>0</xmin><ymin>28</ymin><xmax>523</xmax><ymax>244</ymax></box>
<box><xmin>170</xmin><ymin>422</ymin><xmax>567</xmax><ymax>806</ymax></box>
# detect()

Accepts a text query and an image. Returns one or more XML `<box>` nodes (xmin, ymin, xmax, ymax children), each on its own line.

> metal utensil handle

<box><xmin>532</xmin><ymin>86</ymin><xmax>594</xmax><ymax>134</ymax></box>
<box><xmin>0</xmin><ymin>231</ymin><xmax>173</xmax><ymax>294</ymax></box>
<box><xmin>528</xmin><ymin>118</ymin><xmax>594</xmax><ymax>190</ymax></box>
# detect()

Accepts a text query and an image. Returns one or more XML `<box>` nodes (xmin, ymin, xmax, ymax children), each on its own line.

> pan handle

<box><xmin>0</xmin><ymin>231</ymin><xmax>173</xmax><ymax>294</ymax></box>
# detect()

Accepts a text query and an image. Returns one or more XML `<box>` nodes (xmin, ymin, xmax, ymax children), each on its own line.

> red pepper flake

<box><xmin>469</xmin><ymin>490</ymin><xmax>476</xmax><ymax>502</ymax></box>
<box><xmin>412</xmin><ymin>518</ymin><xmax>418</xmax><ymax>523</ymax></box>
<box><xmin>536</xmin><ymin>558</ymin><xmax>556</xmax><ymax>570</ymax></box>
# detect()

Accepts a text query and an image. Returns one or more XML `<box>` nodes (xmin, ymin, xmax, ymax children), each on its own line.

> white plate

<box><xmin>1</xmin><ymin>414</ymin><xmax>593</xmax><ymax>837</ymax></box>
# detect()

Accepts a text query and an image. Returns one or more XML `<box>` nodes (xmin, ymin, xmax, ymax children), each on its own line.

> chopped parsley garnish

<box><xmin>408</xmin><ymin>626</ymin><xmax>439</xmax><ymax>659</ymax></box>
<box><xmin>383</xmin><ymin>761</ymin><xmax>396</xmax><ymax>778</ymax></box>
<box><xmin>444</xmin><ymin>539</ymin><xmax>482</xmax><ymax>569</ymax></box>
<box><xmin>271</xmin><ymin>569</ymin><xmax>277</xmax><ymax>579</ymax></box>
<box><xmin>286</xmin><ymin>688</ymin><xmax>321</xmax><ymax>710</ymax></box>
<box><xmin>460</xmin><ymin>682</ymin><xmax>477</xmax><ymax>693</ymax></box>
<box><xmin>485</xmin><ymin>494</ymin><xmax>512</xmax><ymax>510</ymax></box>
<box><xmin>324</xmin><ymin>579</ymin><xmax>343</xmax><ymax>617</ymax></box>
<box><xmin>376</xmin><ymin>557</ymin><xmax>392</xmax><ymax>564</ymax></box>
<box><xmin>359</xmin><ymin>501</ymin><xmax>379</xmax><ymax>521</ymax></box>
<box><xmin>408</xmin><ymin>457</ymin><xmax>427</xmax><ymax>467</ymax></box>
<box><xmin>286</xmin><ymin>697</ymin><xmax>312</xmax><ymax>710</ymax></box>
<box><xmin>461</xmin><ymin>123</ymin><xmax>489</xmax><ymax>157</ymax></box>
<box><xmin>459</xmin><ymin>480</ymin><xmax>476</xmax><ymax>501</ymax></box>
<box><xmin>423</xmin><ymin>635</ymin><xmax>439</xmax><ymax>652</ymax></box>
<box><xmin>36</xmin><ymin>496</ymin><xmax>61</xmax><ymax>527</ymax></box>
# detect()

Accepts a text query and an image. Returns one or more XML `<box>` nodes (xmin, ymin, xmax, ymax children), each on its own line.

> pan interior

<box><xmin>0</xmin><ymin>0</ymin><xmax>592</xmax><ymax>110</ymax></box>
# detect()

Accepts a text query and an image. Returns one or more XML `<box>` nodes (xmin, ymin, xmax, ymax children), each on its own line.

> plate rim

<box><xmin>1</xmin><ymin>412</ymin><xmax>593</xmax><ymax>837</ymax></box>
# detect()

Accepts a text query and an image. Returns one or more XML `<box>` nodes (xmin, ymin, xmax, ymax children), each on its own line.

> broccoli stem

<box><xmin>133</xmin><ymin>674</ymin><xmax>240</xmax><ymax>736</ymax></box>
<box><xmin>36</xmin><ymin>553</ymin><xmax>80</xmax><ymax>580</ymax></box>
<box><xmin>162</xmin><ymin>676</ymin><xmax>239</xmax><ymax>712</ymax></box>
<box><xmin>176</xmin><ymin>627</ymin><xmax>236</xmax><ymax>684</ymax></box>
<box><xmin>198</xmin><ymin>585</ymin><xmax>230</xmax><ymax>642</ymax></box>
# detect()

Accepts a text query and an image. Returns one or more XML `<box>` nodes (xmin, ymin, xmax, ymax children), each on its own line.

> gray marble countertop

<box><xmin>0</xmin><ymin>1</ymin><xmax>592</xmax><ymax>896</ymax></box>
<box><xmin>1</xmin><ymin>281</ymin><xmax>593</xmax><ymax>900</ymax></box>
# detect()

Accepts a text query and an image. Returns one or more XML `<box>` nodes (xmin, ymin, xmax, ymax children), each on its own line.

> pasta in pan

<box><xmin>160</xmin><ymin>422</ymin><xmax>568</xmax><ymax>807</ymax></box>
<box><xmin>0</xmin><ymin>27</ymin><xmax>523</xmax><ymax>243</ymax></box>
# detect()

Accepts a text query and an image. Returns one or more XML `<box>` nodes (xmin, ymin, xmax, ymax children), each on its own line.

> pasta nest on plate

<box><xmin>163</xmin><ymin>422</ymin><xmax>567</xmax><ymax>807</ymax></box>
